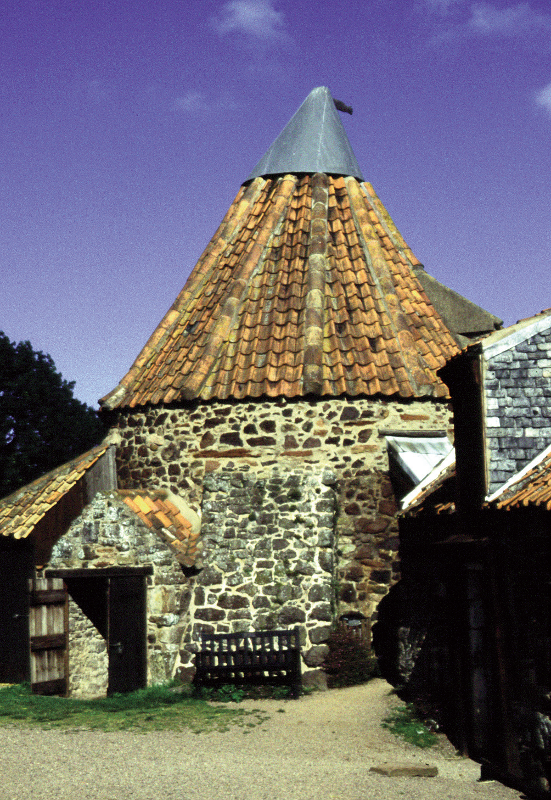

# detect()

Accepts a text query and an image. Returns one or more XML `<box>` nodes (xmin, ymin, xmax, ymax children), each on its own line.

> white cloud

<box><xmin>535</xmin><ymin>82</ymin><xmax>551</xmax><ymax>114</ymax></box>
<box><xmin>468</xmin><ymin>2</ymin><xmax>551</xmax><ymax>36</ymax></box>
<box><xmin>211</xmin><ymin>0</ymin><xmax>291</xmax><ymax>43</ymax></box>
<box><xmin>173</xmin><ymin>90</ymin><xmax>208</xmax><ymax>113</ymax></box>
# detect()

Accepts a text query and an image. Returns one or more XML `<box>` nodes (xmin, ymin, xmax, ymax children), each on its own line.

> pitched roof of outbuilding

<box><xmin>0</xmin><ymin>443</ymin><xmax>110</xmax><ymax>539</ymax></box>
<box><xmin>101</xmin><ymin>87</ymin><xmax>492</xmax><ymax>411</ymax></box>
<box><xmin>0</xmin><ymin>447</ymin><xmax>200</xmax><ymax>565</ymax></box>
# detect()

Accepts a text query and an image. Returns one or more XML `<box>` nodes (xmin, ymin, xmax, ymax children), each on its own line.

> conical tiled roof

<box><xmin>101</xmin><ymin>89</ymin><xmax>462</xmax><ymax>410</ymax></box>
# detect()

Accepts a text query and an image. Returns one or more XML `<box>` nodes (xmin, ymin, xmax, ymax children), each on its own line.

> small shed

<box><xmin>0</xmin><ymin>444</ymin><xmax>199</xmax><ymax>696</ymax></box>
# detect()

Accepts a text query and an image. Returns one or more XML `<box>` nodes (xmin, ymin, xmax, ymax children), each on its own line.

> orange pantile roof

<box><xmin>0</xmin><ymin>443</ymin><xmax>110</xmax><ymax>539</ymax></box>
<box><xmin>102</xmin><ymin>173</ymin><xmax>459</xmax><ymax>410</ymax></box>
<box><xmin>120</xmin><ymin>490</ymin><xmax>200</xmax><ymax>567</ymax></box>
<box><xmin>491</xmin><ymin>446</ymin><xmax>551</xmax><ymax>511</ymax></box>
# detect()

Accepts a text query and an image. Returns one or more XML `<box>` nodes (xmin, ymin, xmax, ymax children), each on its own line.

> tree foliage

<box><xmin>0</xmin><ymin>332</ymin><xmax>106</xmax><ymax>499</ymax></box>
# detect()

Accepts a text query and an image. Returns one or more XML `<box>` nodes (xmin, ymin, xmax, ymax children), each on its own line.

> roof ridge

<box><xmin>303</xmin><ymin>172</ymin><xmax>329</xmax><ymax>394</ymax></box>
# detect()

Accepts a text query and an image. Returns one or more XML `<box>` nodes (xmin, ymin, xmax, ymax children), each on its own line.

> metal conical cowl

<box><xmin>246</xmin><ymin>87</ymin><xmax>364</xmax><ymax>181</ymax></box>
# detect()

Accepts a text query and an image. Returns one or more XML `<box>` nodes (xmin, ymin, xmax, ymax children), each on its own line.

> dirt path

<box><xmin>0</xmin><ymin>679</ymin><xmax>525</xmax><ymax>800</ymax></box>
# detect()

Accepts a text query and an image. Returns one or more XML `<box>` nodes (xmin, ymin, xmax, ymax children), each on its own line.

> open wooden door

<box><xmin>29</xmin><ymin>578</ymin><xmax>68</xmax><ymax>695</ymax></box>
<box><xmin>46</xmin><ymin>566</ymin><xmax>151</xmax><ymax>696</ymax></box>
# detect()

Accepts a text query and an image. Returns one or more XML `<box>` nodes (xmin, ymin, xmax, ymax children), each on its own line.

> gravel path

<box><xmin>0</xmin><ymin>679</ymin><xmax>524</xmax><ymax>800</ymax></box>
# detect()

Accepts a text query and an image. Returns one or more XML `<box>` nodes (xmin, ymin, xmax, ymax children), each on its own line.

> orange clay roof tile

<box><xmin>101</xmin><ymin>174</ymin><xmax>460</xmax><ymax>409</ymax></box>
<box><xmin>120</xmin><ymin>489</ymin><xmax>199</xmax><ymax>565</ymax></box>
<box><xmin>492</xmin><ymin>449</ymin><xmax>551</xmax><ymax>511</ymax></box>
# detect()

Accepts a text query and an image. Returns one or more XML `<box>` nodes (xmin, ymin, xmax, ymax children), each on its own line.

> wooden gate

<box><xmin>29</xmin><ymin>578</ymin><xmax>68</xmax><ymax>695</ymax></box>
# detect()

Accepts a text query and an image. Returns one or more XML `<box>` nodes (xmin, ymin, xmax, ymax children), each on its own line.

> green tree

<box><xmin>0</xmin><ymin>332</ymin><xmax>106</xmax><ymax>498</ymax></box>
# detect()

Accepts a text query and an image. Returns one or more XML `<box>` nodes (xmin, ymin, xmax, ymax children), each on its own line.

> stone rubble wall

<box><xmin>48</xmin><ymin>492</ymin><xmax>190</xmax><ymax>696</ymax></box>
<box><xmin>485</xmin><ymin>330</ymin><xmax>551</xmax><ymax>492</ymax></box>
<box><xmin>178</xmin><ymin>467</ymin><xmax>337</xmax><ymax>682</ymax></box>
<box><xmin>111</xmin><ymin>394</ymin><xmax>451</xmax><ymax>627</ymax></box>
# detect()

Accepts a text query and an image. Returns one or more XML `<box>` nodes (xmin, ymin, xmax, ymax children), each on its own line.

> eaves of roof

<box><xmin>405</xmin><ymin>441</ymin><xmax>551</xmax><ymax>517</ymax></box>
<box><xmin>400</xmin><ymin>449</ymin><xmax>456</xmax><ymax>516</ymax></box>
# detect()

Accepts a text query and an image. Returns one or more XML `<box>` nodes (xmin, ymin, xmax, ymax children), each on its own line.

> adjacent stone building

<box><xmin>375</xmin><ymin>309</ymin><xmax>551</xmax><ymax>796</ymax></box>
<box><xmin>1</xmin><ymin>87</ymin><xmax>501</xmax><ymax>693</ymax></box>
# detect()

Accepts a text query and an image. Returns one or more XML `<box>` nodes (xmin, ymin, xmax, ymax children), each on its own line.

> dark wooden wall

<box><xmin>377</xmin><ymin>509</ymin><xmax>551</xmax><ymax>797</ymax></box>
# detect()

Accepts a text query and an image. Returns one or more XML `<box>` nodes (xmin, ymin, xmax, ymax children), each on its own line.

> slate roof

<box><xmin>0</xmin><ymin>443</ymin><xmax>110</xmax><ymax>539</ymax></box>
<box><xmin>101</xmin><ymin>87</ymin><xmax>479</xmax><ymax>411</ymax></box>
<box><xmin>120</xmin><ymin>490</ymin><xmax>200</xmax><ymax>567</ymax></box>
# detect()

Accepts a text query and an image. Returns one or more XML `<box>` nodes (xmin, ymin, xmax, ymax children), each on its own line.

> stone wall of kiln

<box><xmin>112</xmin><ymin>394</ymin><xmax>451</xmax><ymax>625</ymax></box>
<box><xmin>48</xmin><ymin>493</ymin><xmax>190</xmax><ymax>695</ymax></box>
<box><xmin>177</xmin><ymin>467</ymin><xmax>337</xmax><ymax>681</ymax></box>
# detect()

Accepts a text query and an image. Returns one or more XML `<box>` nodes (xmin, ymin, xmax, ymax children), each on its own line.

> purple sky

<box><xmin>2</xmin><ymin>0</ymin><xmax>551</xmax><ymax>408</ymax></box>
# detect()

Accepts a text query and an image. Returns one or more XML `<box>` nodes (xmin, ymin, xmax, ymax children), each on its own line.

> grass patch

<box><xmin>382</xmin><ymin>703</ymin><xmax>438</xmax><ymax>749</ymax></box>
<box><xmin>0</xmin><ymin>683</ymin><xmax>269</xmax><ymax>733</ymax></box>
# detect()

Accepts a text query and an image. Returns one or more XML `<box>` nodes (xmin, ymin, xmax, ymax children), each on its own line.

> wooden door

<box><xmin>107</xmin><ymin>575</ymin><xmax>147</xmax><ymax>695</ymax></box>
<box><xmin>29</xmin><ymin>578</ymin><xmax>68</xmax><ymax>695</ymax></box>
<box><xmin>0</xmin><ymin>537</ymin><xmax>34</xmax><ymax>683</ymax></box>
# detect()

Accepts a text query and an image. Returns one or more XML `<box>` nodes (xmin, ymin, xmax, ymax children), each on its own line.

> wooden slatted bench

<box><xmin>194</xmin><ymin>628</ymin><xmax>302</xmax><ymax>698</ymax></box>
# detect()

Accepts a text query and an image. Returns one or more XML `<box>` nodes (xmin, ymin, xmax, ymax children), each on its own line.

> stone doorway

<box><xmin>46</xmin><ymin>566</ymin><xmax>152</xmax><ymax>696</ymax></box>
